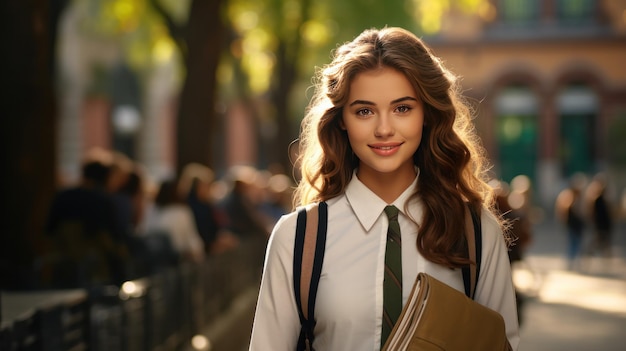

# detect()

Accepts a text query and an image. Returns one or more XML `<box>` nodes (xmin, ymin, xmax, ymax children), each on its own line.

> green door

<box><xmin>557</xmin><ymin>85</ymin><xmax>597</xmax><ymax>178</ymax></box>
<box><xmin>559</xmin><ymin>113</ymin><xmax>593</xmax><ymax>177</ymax></box>
<box><xmin>497</xmin><ymin>113</ymin><xmax>538</xmax><ymax>184</ymax></box>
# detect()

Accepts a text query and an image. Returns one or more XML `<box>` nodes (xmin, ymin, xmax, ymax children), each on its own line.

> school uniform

<box><xmin>249</xmin><ymin>173</ymin><xmax>520</xmax><ymax>350</ymax></box>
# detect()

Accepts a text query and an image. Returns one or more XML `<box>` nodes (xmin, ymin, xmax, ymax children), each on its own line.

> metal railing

<box><xmin>1</xmin><ymin>235</ymin><xmax>267</xmax><ymax>351</ymax></box>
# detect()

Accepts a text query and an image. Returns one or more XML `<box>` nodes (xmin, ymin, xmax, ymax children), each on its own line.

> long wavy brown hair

<box><xmin>294</xmin><ymin>27</ymin><xmax>506</xmax><ymax>268</ymax></box>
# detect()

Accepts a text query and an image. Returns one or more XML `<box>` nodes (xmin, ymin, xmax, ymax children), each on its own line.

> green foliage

<box><xmin>222</xmin><ymin>0</ymin><xmax>488</xmax><ymax>97</ymax></box>
<box><xmin>74</xmin><ymin>0</ymin><xmax>491</xmax><ymax>143</ymax></box>
<box><xmin>76</xmin><ymin>0</ymin><xmax>182</xmax><ymax>76</ymax></box>
<box><xmin>76</xmin><ymin>0</ymin><xmax>489</xmax><ymax>111</ymax></box>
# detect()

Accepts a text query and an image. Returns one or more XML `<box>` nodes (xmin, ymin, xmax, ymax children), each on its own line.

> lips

<box><xmin>369</xmin><ymin>142</ymin><xmax>403</xmax><ymax>156</ymax></box>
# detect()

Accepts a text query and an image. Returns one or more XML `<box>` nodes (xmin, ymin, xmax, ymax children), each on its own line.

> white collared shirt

<box><xmin>249</xmin><ymin>174</ymin><xmax>520</xmax><ymax>350</ymax></box>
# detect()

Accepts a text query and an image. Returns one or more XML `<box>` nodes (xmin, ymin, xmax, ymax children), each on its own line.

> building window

<box><xmin>557</xmin><ymin>85</ymin><xmax>597</xmax><ymax>177</ymax></box>
<box><xmin>499</xmin><ymin>0</ymin><xmax>540</xmax><ymax>25</ymax></box>
<box><xmin>495</xmin><ymin>86</ymin><xmax>539</xmax><ymax>184</ymax></box>
<box><xmin>556</xmin><ymin>0</ymin><xmax>594</xmax><ymax>24</ymax></box>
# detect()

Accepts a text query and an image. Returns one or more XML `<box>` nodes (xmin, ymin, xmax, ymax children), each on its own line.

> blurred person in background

<box><xmin>583</xmin><ymin>173</ymin><xmax>614</xmax><ymax>259</ymax></box>
<box><xmin>99</xmin><ymin>151</ymin><xmax>155</xmax><ymax>279</ymax></box>
<box><xmin>107</xmin><ymin>152</ymin><xmax>136</xmax><ymax>240</ymax></box>
<box><xmin>113</xmin><ymin>162</ymin><xmax>154</xmax><ymax>278</ymax></box>
<box><xmin>555</xmin><ymin>173</ymin><xmax>587</xmax><ymax>270</ymax></box>
<box><xmin>140</xmin><ymin>178</ymin><xmax>205</xmax><ymax>264</ymax></box>
<box><xmin>117</xmin><ymin>164</ymin><xmax>148</xmax><ymax>234</ymax></box>
<box><xmin>45</xmin><ymin>149</ymin><xmax>128</xmax><ymax>287</ymax></box>
<box><xmin>180</xmin><ymin>163</ymin><xmax>239</xmax><ymax>255</ymax></box>
<box><xmin>218</xmin><ymin>165</ymin><xmax>271</xmax><ymax>238</ymax></box>
<box><xmin>258</xmin><ymin>172</ymin><xmax>294</xmax><ymax>224</ymax></box>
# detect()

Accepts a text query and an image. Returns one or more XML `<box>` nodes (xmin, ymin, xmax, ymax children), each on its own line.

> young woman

<box><xmin>249</xmin><ymin>27</ymin><xmax>519</xmax><ymax>350</ymax></box>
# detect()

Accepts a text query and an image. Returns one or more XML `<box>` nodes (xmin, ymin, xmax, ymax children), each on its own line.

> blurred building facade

<box><xmin>55</xmin><ymin>0</ymin><xmax>626</xmax><ymax>210</ymax></box>
<box><xmin>55</xmin><ymin>2</ymin><xmax>263</xmax><ymax>187</ymax></box>
<box><xmin>55</xmin><ymin>2</ymin><xmax>179</xmax><ymax>185</ymax></box>
<box><xmin>429</xmin><ymin>0</ymin><xmax>626</xmax><ymax>208</ymax></box>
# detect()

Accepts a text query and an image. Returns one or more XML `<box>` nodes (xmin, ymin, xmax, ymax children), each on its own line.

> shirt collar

<box><xmin>345</xmin><ymin>169</ymin><xmax>419</xmax><ymax>232</ymax></box>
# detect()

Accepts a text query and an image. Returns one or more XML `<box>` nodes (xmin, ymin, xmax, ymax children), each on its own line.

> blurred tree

<box><xmin>222</xmin><ymin>0</ymin><xmax>419</xmax><ymax>171</ymax></box>
<box><xmin>221</xmin><ymin>0</ymin><xmax>315</xmax><ymax>170</ymax></box>
<box><xmin>0</xmin><ymin>0</ymin><xmax>489</xmax><ymax>289</ymax></box>
<box><xmin>150</xmin><ymin>0</ymin><xmax>224</xmax><ymax>174</ymax></box>
<box><xmin>221</xmin><ymin>0</ymin><xmax>489</xmax><ymax>172</ymax></box>
<box><xmin>269</xmin><ymin>0</ymin><xmax>313</xmax><ymax>170</ymax></box>
<box><xmin>56</xmin><ymin>0</ymin><xmax>212</xmax><ymax>176</ymax></box>
<box><xmin>0</xmin><ymin>0</ymin><xmax>69</xmax><ymax>288</ymax></box>
<box><xmin>71</xmin><ymin>0</ymin><xmax>224</xmax><ymax>176</ymax></box>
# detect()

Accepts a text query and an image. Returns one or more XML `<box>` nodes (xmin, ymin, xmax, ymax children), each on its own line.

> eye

<box><xmin>356</xmin><ymin>108</ymin><xmax>373</xmax><ymax>117</ymax></box>
<box><xmin>395</xmin><ymin>105</ymin><xmax>412</xmax><ymax>114</ymax></box>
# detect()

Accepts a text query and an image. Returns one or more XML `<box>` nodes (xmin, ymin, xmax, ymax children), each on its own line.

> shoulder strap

<box><xmin>462</xmin><ymin>204</ymin><xmax>482</xmax><ymax>299</ymax></box>
<box><xmin>293</xmin><ymin>202</ymin><xmax>328</xmax><ymax>351</ymax></box>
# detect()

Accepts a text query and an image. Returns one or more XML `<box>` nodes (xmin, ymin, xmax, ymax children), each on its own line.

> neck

<box><xmin>356</xmin><ymin>168</ymin><xmax>417</xmax><ymax>204</ymax></box>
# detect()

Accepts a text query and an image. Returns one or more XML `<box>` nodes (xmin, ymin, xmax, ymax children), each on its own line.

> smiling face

<box><xmin>342</xmin><ymin>66</ymin><xmax>424</xmax><ymax>188</ymax></box>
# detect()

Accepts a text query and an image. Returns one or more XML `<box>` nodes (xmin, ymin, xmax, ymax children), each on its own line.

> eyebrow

<box><xmin>348</xmin><ymin>96</ymin><xmax>419</xmax><ymax>107</ymax></box>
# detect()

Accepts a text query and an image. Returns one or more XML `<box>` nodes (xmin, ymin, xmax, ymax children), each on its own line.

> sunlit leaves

<box><xmin>153</xmin><ymin>0</ymin><xmax>191</xmax><ymax>24</ymax></box>
<box><xmin>241</xmin><ymin>28</ymin><xmax>275</xmax><ymax>93</ymax></box>
<box><xmin>75</xmin><ymin>0</ymin><xmax>492</xmax><ymax>100</ymax></box>
<box><xmin>223</xmin><ymin>0</ymin><xmax>493</xmax><ymax>113</ymax></box>
<box><xmin>412</xmin><ymin>0</ymin><xmax>449</xmax><ymax>34</ymax></box>
<box><xmin>125</xmin><ymin>17</ymin><xmax>178</xmax><ymax>74</ymax></box>
<box><xmin>478</xmin><ymin>1</ymin><xmax>497</xmax><ymax>22</ymax></box>
<box><xmin>111</xmin><ymin>0</ymin><xmax>141</xmax><ymax>32</ymax></box>
<box><xmin>224</xmin><ymin>0</ymin><xmax>338</xmax><ymax>97</ymax></box>
<box><xmin>225</xmin><ymin>1</ymin><xmax>276</xmax><ymax>94</ymax></box>
<box><xmin>149</xmin><ymin>23</ymin><xmax>176</xmax><ymax>64</ymax></box>
<box><xmin>232</xmin><ymin>10</ymin><xmax>259</xmax><ymax>32</ymax></box>
<box><xmin>241</xmin><ymin>27</ymin><xmax>273</xmax><ymax>53</ymax></box>
<box><xmin>457</xmin><ymin>0</ymin><xmax>484</xmax><ymax>12</ymax></box>
<box><xmin>281</xmin><ymin>0</ymin><xmax>303</xmax><ymax>33</ymax></box>
<box><xmin>300</xmin><ymin>20</ymin><xmax>333</xmax><ymax>47</ymax></box>
<box><xmin>408</xmin><ymin>0</ymin><xmax>488</xmax><ymax>34</ymax></box>
<box><xmin>75</xmin><ymin>0</ymin><xmax>182</xmax><ymax>74</ymax></box>
<box><xmin>82</xmin><ymin>0</ymin><xmax>144</xmax><ymax>35</ymax></box>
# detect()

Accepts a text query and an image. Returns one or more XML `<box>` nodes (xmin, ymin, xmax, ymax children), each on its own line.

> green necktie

<box><xmin>381</xmin><ymin>205</ymin><xmax>402</xmax><ymax>346</ymax></box>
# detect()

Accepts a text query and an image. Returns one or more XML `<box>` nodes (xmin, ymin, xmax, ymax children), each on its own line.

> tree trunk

<box><xmin>176</xmin><ymin>0</ymin><xmax>224</xmax><ymax>174</ymax></box>
<box><xmin>0</xmin><ymin>0</ymin><xmax>66</xmax><ymax>288</ymax></box>
<box><xmin>270</xmin><ymin>0</ymin><xmax>313</xmax><ymax>173</ymax></box>
<box><xmin>272</xmin><ymin>41</ymin><xmax>298</xmax><ymax>172</ymax></box>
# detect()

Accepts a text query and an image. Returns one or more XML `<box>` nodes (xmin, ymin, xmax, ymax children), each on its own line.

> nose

<box><xmin>374</xmin><ymin>114</ymin><xmax>394</xmax><ymax>137</ymax></box>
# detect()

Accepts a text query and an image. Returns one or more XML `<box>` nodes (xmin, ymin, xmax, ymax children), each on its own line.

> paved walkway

<box><xmin>516</xmin><ymin>219</ymin><xmax>626</xmax><ymax>351</ymax></box>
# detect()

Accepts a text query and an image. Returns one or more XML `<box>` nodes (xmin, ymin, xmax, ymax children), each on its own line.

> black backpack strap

<box><xmin>294</xmin><ymin>202</ymin><xmax>328</xmax><ymax>351</ymax></box>
<box><xmin>462</xmin><ymin>204</ymin><xmax>482</xmax><ymax>299</ymax></box>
